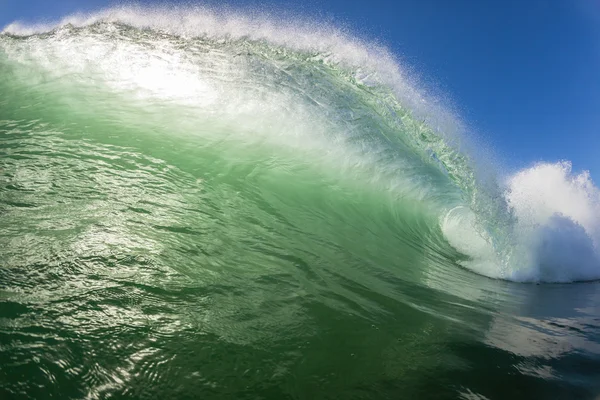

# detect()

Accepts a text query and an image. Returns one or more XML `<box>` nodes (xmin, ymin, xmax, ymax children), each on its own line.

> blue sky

<box><xmin>2</xmin><ymin>0</ymin><xmax>599</xmax><ymax>179</ymax></box>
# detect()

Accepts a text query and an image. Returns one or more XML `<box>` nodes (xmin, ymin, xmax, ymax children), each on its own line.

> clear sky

<box><xmin>2</xmin><ymin>0</ymin><xmax>599</xmax><ymax>179</ymax></box>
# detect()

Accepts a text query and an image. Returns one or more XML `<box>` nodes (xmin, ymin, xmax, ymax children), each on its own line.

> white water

<box><xmin>506</xmin><ymin>162</ymin><xmax>600</xmax><ymax>282</ymax></box>
<box><xmin>444</xmin><ymin>162</ymin><xmax>600</xmax><ymax>282</ymax></box>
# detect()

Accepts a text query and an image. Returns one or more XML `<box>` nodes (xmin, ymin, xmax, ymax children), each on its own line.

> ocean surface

<box><xmin>1</xmin><ymin>6</ymin><xmax>599</xmax><ymax>399</ymax></box>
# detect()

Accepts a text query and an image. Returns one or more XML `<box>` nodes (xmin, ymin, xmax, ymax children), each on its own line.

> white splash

<box><xmin>505</xmin><ymin>161</ymin><xmax>600</xmax><ymax>282</ymax></box>
<box><xmin>444</xmin><ymin>162</ymin><xmax>600</xmax><ymax>282</ymax></box>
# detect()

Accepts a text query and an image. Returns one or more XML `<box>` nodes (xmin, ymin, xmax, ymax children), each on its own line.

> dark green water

<box><xmin>1</xmin><ymin>8</ymin><xmax>600</xmax><ymax>399</ymax></box>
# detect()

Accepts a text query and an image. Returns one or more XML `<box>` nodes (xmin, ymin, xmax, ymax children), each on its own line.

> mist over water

<box><xmin>1</xmin><ymin>5</ymin><xmax>600</xmax><ymax>399</ymax></box>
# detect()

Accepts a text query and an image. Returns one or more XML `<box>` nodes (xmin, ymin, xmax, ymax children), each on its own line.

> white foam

<box><xmin>444</xmin><ymin>162</ymin><xmax>600</xmax><ymax>282</ymax></box>
<box><xmin>505</xmin><ymin>162</ymin><xmax>600</xmax><ymax>282</ymax></box>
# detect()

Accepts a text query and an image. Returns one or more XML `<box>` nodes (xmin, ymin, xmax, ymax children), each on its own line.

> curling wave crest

<box><xmin>2</xmin><ymin>5</ymin><xmax>599</xmax><ymax>283</ymax></box>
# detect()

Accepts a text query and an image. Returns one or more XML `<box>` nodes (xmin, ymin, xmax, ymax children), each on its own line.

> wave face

<box><xmin>1</xmin><ymin>6</ymin><xmax>600</xmax><ymax>399</ymax></box>
<box><xmin>3</xmin><ymin>5</ymin><xmax>597</xmax><ymax>283</ymax></box>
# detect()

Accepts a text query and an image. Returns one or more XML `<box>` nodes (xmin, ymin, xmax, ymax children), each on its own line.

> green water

<box><xmin>1</xmin><ymin>12</ymin><xmax>600</xmax><ymax>399</ymax></box>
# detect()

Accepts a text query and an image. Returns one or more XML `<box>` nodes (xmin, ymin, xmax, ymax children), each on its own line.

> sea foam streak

<box><xmin>2</xmin><ymin>5</ymin><xmax>599</xmax><ymax>283</ymax></box>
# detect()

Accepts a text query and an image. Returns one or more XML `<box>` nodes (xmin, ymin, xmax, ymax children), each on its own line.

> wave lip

<box><xmin>1</xmin><ymin>3</ymin><xmax>447</xmax><ymax>123</ymax></box>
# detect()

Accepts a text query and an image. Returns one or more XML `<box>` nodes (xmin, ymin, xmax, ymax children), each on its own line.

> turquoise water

<box><xmin>1</xmin><ymin>7</ymin><xmax>600</xmax><ymax>399</ymax></box>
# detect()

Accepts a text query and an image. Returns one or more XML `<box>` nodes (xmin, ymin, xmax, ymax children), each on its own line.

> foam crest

<box><xmin>444</xmin><ymin>162</ymin><xmax>600</xmax><ymax>283</ymax></box>
<box><xmin>506</xmin><ymin>162</ymin><xmax>600</xmax><ymax>282</ymax></box>
<box><xmin>506</xmin><ymin>162</ymin><xmax>600</xmax><ymax>235</ymax></box>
